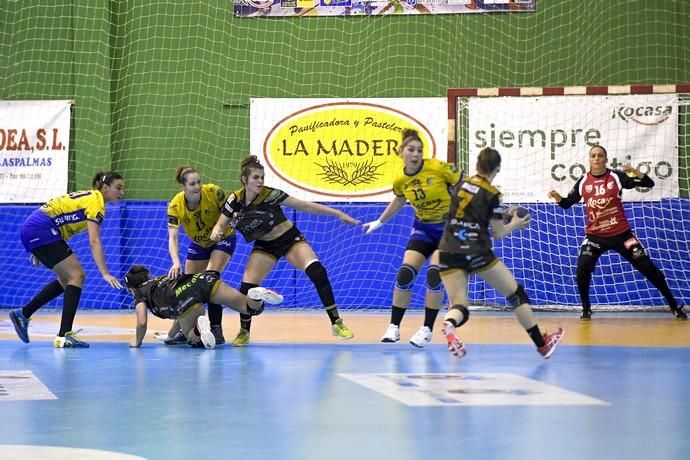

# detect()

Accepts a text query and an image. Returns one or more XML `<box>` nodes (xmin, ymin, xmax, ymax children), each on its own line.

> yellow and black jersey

<box><xmin>439</xmin><ymin>174</ymin><xmax>503</xmax><ymax>254</ymax></box>
<box><xmin>133</xmin><ymin>272</ymin><xmax>217</xmax><ymax>319</ymax></box>
<box><xmin>392</xmin><ymin>158</ymin><xmax>461</xmax><ymax>223</ymax></box>
<box><xmin>39</xmin><ymin>189</ymin><xmax>105</xmax><ymax>240</ymax></box>
<box><xmin>167</xmin><ymin>183</ymin><xmax>233</xmax><ymax>248</ymax></box>
<box><xmin>221</xmin><ymin>186</ymin><xmax>289</xmax><ymax>242</ymax></box>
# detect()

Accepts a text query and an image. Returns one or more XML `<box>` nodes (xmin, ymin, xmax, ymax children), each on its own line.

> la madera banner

<box><xmin>250</xmin><ymin>98</ymin><xmax>447</xmax><ymax>202</ymax></box>
<box><xmin>234</xmin><ymin>0</ymin><xmax>535</xmax><ymax>18</ymax></box>
<box><xmin>0</xmin><ymin>100</ymin><xmax>71</xmax><ymax>203</ymax></box>
<box><xmin>467</xmin><ymin>94</ymin><xmax>679</xmax><ymax>202</ymax></box>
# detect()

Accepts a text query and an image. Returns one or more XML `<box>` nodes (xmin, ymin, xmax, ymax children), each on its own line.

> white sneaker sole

<box><xmin>409</xmin><ymin>336</ymin><xmax>432</xmax><ymax>348</ymax></box>
<box><xmin>247</xmin><ymin>287</ymin><xmax>284</xmax><ymax>305</ymax></box>
<box><xmin>196</xmin><ymin>315</ymin><xmax>216</xmax><ymax>350</ymax></box>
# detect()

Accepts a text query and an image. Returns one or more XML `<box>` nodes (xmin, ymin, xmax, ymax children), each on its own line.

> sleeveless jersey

<box><xmin>221</xmin><ymin>186</ymin><xmax>289</xmax><ymax>242</ymax></box>
<box><xmin>39</xmin><ymin>189</ymin><xmax>105</xmax><ymax>240</ymax></box>
<box><xmin>167</xmin><ymin>183</ymin><xmax>234</xmax><ymax>248</ymax></box>
<box><xmin>132</xmin><ymin>272</ymin><xmax>213</xmax><ymax>319</ymax></box>
<box><xmin>392</xmin><ymin>158</ymin><xmax>461</xmax><ymax>223</ymax></box>
<box><xmin>558</xmin><ymin>169</ymin><xmax>654</xmax><ymax>237</ymax></box>
<box><xmin>439</xmin><ymin>174</ymin><xmax>503</xmax><ymax>254</ymax></box>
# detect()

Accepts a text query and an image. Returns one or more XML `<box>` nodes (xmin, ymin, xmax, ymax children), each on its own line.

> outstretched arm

<box><xmin>87</xmin><ymin>220</ymin><xmax>122</xmax><ymax>289</ymax></box>
<box><xmin>362</xmin><ymin>195</ymin><xmax>406</xmax><ymax>234</ymax></box>
<box><xmin>282</xmin><ymin>196</ymin><xmax>360</xmax><ymax>225</ymax></box>
<box><xmin>548</xmin><ymin>176</ymin><xmax>583</xmax><ymax>209</ymax></box>
<box><xmin>130</xmin><ymin>302</ymin><xmax>148</xmax><ymax>347</ymax></box>
<box><xmin>210</xmin><ymin>213</ymin><xmax>232</xmax><ymax>241</ymax></box>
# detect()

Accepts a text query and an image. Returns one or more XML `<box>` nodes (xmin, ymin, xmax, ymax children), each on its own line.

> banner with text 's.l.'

<box><xmin>0</xmin><ymin>100</ymin><xmax>71</xmax><ymax>203</ymax></box>
<box><xmin>251</xmin><ymin>98</ymin><xmax>447</xmax><ymax>202</ymax></box>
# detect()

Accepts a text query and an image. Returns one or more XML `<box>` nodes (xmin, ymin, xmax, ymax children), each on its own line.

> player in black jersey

<box><xmin>210</xmin><ymin>155</ymin><xmax>360</xmax><ymax>346</ymax></box>
<box><xmin>438</xmin><ymin>147</ymin><xmax>564</xmax><ymax>359</ymax></box>
<box><xmin>124</xmin><ymin>265</ymin><xmax>283</xmax><ymax>348</ymax></box>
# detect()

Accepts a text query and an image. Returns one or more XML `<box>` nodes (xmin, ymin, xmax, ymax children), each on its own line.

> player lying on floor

<box><xmin>124</xmin><ymin>265</ymin><xmax>283</xmax><ymax>349</ymax></box>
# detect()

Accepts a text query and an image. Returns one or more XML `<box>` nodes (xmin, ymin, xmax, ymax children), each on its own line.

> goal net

<box><xmin>1</xmin><ymin>1</ymin><xmax>688</xmax><ymax>313</ymax></box>
<box><xmin>448</xmin><ymin>86</ymin><xmax>690</xmax><ymax>311</ymax></box>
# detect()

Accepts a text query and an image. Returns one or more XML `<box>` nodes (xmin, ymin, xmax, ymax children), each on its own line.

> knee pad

<box><xmin>239</xmin><ymin>281</ymin><xmax>259</xmax><ymax>295</ymax></box>
<box><xmin>425</xmin><ymin>265</ymin><xmax>443</xmax><ymax>292</ymax></box>
<box><xmin>449</xmin><ymin>304</ymin><xmax>470</xmax><ymax>327</ymax></box>
<box><xmin>305</xmin><ymin>261</ymin><xmax>335</xmax><ymax>307</ymax></box>
<box><xmin>506</xmin><ymin>285</ymin><xmax>529</xmax><ymax>309</ymax></box>
<box><xmin>395</xmin><ymin>264</ymin><xmax>418</xmax><ymax>291</ymax></box>
<box><xmin>305</xmin><ymin>260</ymin><xmax>328</xmax><ymax>286</ymax></box>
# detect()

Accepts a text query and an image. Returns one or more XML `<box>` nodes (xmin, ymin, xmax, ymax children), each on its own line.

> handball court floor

<box><xmin>0</xmin><ymin>310</ymin><xmax>688</xmax><ymax>460</ymax></box>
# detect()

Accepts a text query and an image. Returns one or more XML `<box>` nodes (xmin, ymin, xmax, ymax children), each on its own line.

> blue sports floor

<box><xmin>0</xmin><ymin>311</ymin><xmax>689</xmax><ymax>460</ymax></box>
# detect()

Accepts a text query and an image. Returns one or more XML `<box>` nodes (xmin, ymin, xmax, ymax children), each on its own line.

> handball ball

<box><xmin>503</xmin><ymin>206</ymin><xmax>529</xmax><ymax>224</ymax></box>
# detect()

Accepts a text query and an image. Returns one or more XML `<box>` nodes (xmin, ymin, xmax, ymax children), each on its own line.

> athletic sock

<box><xmin>22</xmin><ymin>280</ymin><xmax>64</xmax><ymax>318</ymax></box>
<box><xmin>58</xmin><ymin>285</ymin><xmax>82</xmax><ymax>337</ymax></box>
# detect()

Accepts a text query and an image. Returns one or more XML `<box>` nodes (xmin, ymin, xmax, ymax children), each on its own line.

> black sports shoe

<box><xmin>164</xmin><ymin>330</ymin><xmax>188</xmax><ymax>345</ymax></box>
<box><xmin>671</xmin><ymin>306</ymin><xmax>687</xmax><ymax>320</ymax></box>
<box><xmin>580</xmin><ymin>308</ymin><xmax>592</xmax><ymax>320</ymax></box>
<box><xmin>211</xmin><ymin>325</ymin><xmax>226</xmax><ymax>345</ymax></box>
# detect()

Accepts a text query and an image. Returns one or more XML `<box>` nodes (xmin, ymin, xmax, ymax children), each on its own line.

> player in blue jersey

<box><xmin>10</xmin><ymin>171</ymin><xmax>125</xmax><ymax>348</ymax></box>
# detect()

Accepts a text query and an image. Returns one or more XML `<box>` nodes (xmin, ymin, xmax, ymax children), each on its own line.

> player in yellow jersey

<box><xmin>362</xmin><ymin>129</ymin><xmax>461</xmax><ymax>348</ymax></box>
<box><xmin>158</xmin><ymin>165</ymin><xmax>237</xmax><ymax>346</ymax></box>
<box><xmin>10</xmin><ymin>171</ymin><xmax>125</xmax><ymax>348</ymax></box>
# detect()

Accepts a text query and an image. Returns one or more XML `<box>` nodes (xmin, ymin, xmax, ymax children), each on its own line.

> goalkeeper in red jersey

<box><xmin>548</xmin><ymin>145</ymin><xmax>686</xmax><ymax>320</ymax></box>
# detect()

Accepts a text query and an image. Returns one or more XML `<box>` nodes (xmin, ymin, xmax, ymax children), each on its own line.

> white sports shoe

<box><xmin>409</xmin><ymin>325</ymin><xmax>433</xmax><ymax>348</ymax></box>
<box><xmin>380</xmin><ymin>323</ymin><xmax>400</xmax><ymax>343</ymax></box>
<box><xmin>247</xmin><ymin>287</ymin><xmax>284</xmax><ymax>305</ymax></box>
<box><xmin>196</xmin><ymin>315</ymin><xmax>216</xmax><ymax>350</ymax></box>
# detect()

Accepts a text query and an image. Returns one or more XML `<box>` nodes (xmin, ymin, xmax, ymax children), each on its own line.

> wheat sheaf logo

<box><xmin>315</xmin><ymin>157</ymin><xmax>385</xmax><ymax>186</ymax></box>
<box><xmin>263</xmin><ymin>102</ymin><xmax>435</xmax><ymax>198</ymax></box>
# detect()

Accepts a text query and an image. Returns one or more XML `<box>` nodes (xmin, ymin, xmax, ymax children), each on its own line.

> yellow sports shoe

<box><xmin>332</xmin><ymin>319</ymin><xmax>353</xmax><ymax>340</ymax></box>
<box><xmin>54</xmin><ymin>330</ymin><xmax>90</xmax><ymax>348</ymax></box>
<box><xmin>231</xmin><ymin>328</ymin><xmax>250</xmax><ymax>347</ymax></box>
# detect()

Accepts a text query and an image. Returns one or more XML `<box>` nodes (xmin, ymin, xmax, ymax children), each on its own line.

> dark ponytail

<box><xmin>92</xmin><ymin>171</ymin><xmax>124</xmax><ymax>189</ymax></box>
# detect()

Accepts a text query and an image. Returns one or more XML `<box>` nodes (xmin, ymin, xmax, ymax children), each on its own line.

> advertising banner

<box><xmin>234</xmin><ymin>0</ymin><xmax>535</xmax><ymax>18</ymax></box>
<box><xmin>467</xmin><ymin>94</ymin><xmax>678</xmax><ymax>202</ymax></box>
<box><xmin>251</xmin><ymin>98</ymin><xmax>448</xmax><ymax>202</ymax></box>
<box><xmin>0</xmin><ymin>100</ymin><xmax>71</xmax><ymax>203</ymax></box>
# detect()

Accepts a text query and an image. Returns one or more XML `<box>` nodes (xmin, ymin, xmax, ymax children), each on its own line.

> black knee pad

<box><xmin>450</xmin><ymin>304</ymin><xmax>470</xmax><ymax>327</ymax></box>
<box><xmin>506</xmin><ymin>285</ymin><xmax>529</xmax><ymax>309</ymax></box>
<box><xmin>395</xmin><ymin>264</ymin><xmax>418</xmax><ymax>291</ymax></box>
<box><xmin>305</xmin><ymin>261</ymin><xmax>335</xmax><ymax>307</ymax></box>
<box><xmin>239</xmin><ymin>281</ymin><xmax>259</xmax><ymax>295</ymax></box>
<box><xmin>425</xmin><ymin>265</ymin><xmax>443</xmax><ymax>292</ymax></box>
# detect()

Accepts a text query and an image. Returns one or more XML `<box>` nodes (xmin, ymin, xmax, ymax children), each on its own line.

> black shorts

<box><xmin>252</xmin><ymin>225</ymin><xmax>307</xmax><ymax>260</ymax></box>
<box><xmin>406</xmin><ymin>239</ymin><xmax>438</xmax><ymax>259</ymax></box>
<box><xmin>31</xmin><ymin>240</ymin><xmax>73</xmax><ymax>269</ymax></box>
<box><xmin>438</xmin><ymin>250</ymin><xmax>498</xmax><ymax>274</ymax></box>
